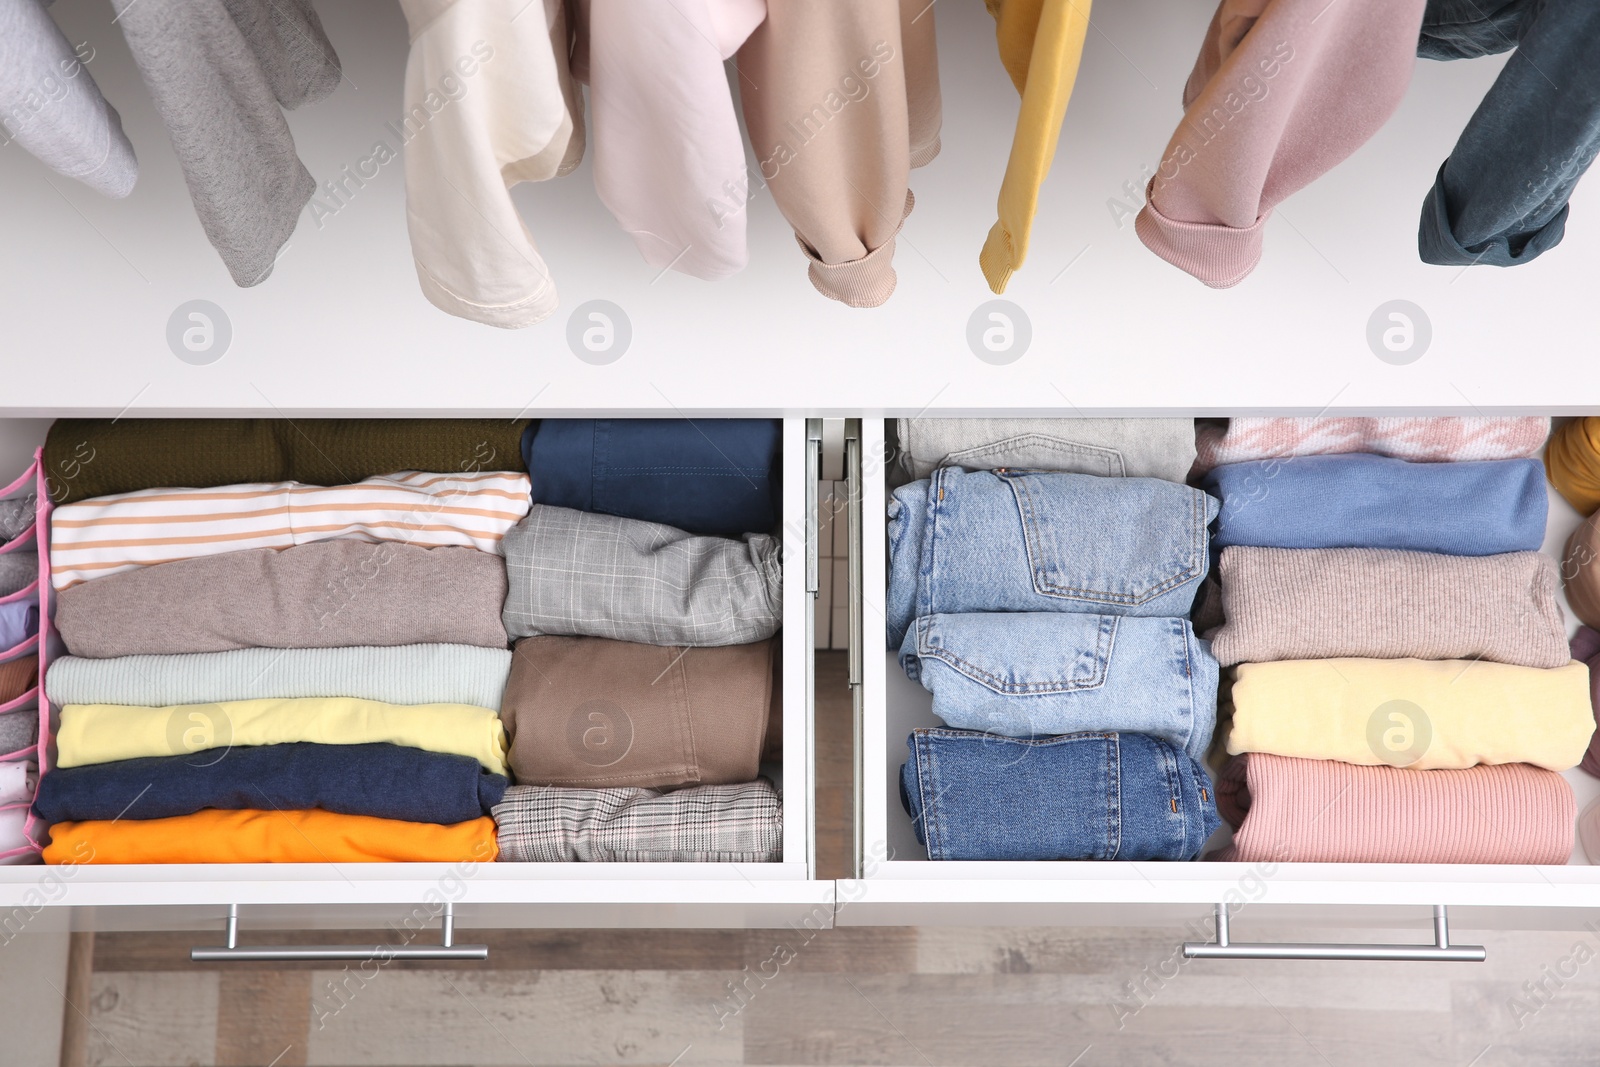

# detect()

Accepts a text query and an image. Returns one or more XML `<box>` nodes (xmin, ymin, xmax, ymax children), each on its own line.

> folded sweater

<box><xmin>56</xmin><ymin>697</ymin><xmax>509</xmax><ymax>774</ymax></box>
<box><xmin>1228</xmin><ymin>659</ymin><xmax>1594</xmax><ymax>771</ymax></box>
<box><xmin>1214</xmin><ymin>753</ymin><xmax>1574</xmax><ymax>864</ymax></box>
<box><xmin>56</xmin><ymin>540</ymin><xmax>508</xmax><ymax>658</ymax></box>
<box><xmin>50</xmin><ymin>469</ymin><xmax>530</xmax><ymax>588</ymax></box>
<box><xmin>44</xmin><ymin>808</ymin><xmax>499</xmax><ymax>864</ymax></box>
<box><xmin>1570</xmin><ymin>627</ymin><xmax>1600</xmax><ymax>779</ymax></box>
<box><xmin>1208</xmin><ymin>546</ymin><xmax>1568</xmax><ymax>668</ymax></box>
<box><xmin>493</xmin><ymin>779</ymin><xmax>782</xmax><ymax>862</ymax></box>
<box><xmin>47</xmin><ymin>644</ymin><xmax>511</xmax><ymax>710</ymax></box>
<box><xmin>1204</xmin><ymin>454</ymin><xmax>1546</xmax><ymax>556</ymax></box>
<box><xmin>501</xmin><ymin>505</ymin><xmax>782</xmax><ymax>646</ymax></box>
<box><xmin>1195</xmin><ymin>417</ymin><xmax>1550</xmax><ymax>474</ymax></box>
<box><xmin>42</xmin><ymin>419</ymin><xmax>531</xmax><ymax>505</ymax></box>
<box><xmin>34</xmin><ymin>742</ymin><xmax>507</xmax><ymax>824</ymax></box>
<box><xmin>1547</xmin><ymin>417</ymin><xmax>1600</xmax><ymax>516</ymax></box>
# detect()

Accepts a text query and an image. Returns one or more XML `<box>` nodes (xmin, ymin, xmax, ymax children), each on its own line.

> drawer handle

<box><xmin>1182</xmin><ymin>904</ymin><xmax>1486</xmax><ymax>962</ymax></box>
<box><xmin>189</xmin><ymin>903</ymin><xmax>489</xmax><ymax>962</ymax></box>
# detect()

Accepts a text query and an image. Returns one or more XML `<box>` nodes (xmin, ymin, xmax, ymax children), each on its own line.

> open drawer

<box><xmin>0</xmin><ymin>416</ymin><xmax>833</xmax><ymax>937</ymax></box>
<box><xmin>842</xmin><ymin>417</ymin><xmax>1600</xmax><ymax>938</ymax></box>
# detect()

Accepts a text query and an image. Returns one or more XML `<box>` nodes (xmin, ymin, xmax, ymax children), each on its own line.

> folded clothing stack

<box><xmin>1201</xmin><ymin>421</ymin><xmax>1584</xmax><ymax>864</ymax></box>
<box><xmin>491</xmin><ymin>419</ymin><xmax>785</xmax><ymax>861</ymax></box>
<box><xmin>0</xmin><ymin>459</ymin><xmax>43</xmax><ymax>864</ymax></box>
<box><xmin>38</xmin><ymin>421</ymin><xmax>532</xmax><ymax>864</ymax></box>
<box><xmin>887</xmin><ymin>420</ymin><xmax>1222</xmax><ymax>861</ymax></box>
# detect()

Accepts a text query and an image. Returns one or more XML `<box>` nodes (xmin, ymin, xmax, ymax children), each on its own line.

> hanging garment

<box><xmin>571</xmin><ymin>0</ymin><xmax>765</xmax><ymax>278</ymax></box>
<box><xmin>112</xmin><ymin>0</ymin><xmax>340</xmax><ymax>285</ymax></box>
<box><xmin>1135</xmin><ymin>0</ymin><xmax>1427</xmax><ymax>287</ymax></box>
<box><xmin>979</xmin><ymin>0</ymin><xmax>1091</xmax><ymax>292</ymax></box>
<box><xmin>0</xmin><ymin>0</ymin><xmax>137</xmax><ymax>196</ymax></box>
<box><xmin>737</xmin><ymin>0</ymin><xmax>942</xmax><ymax>307</ymax></box>
<box><xmin>400</xmin><ymin>0</ymin><xmax>584</xmax><ymax>327</ymax></box>
<box><xmin>1417</xmin><ymin>0</ymin><xmax>1600</xmax><ymax>267</ymax></box>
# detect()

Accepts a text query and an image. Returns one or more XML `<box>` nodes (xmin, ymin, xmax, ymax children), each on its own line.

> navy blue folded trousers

<box><xmin>1418</xmin><ymin>0</ymin><xmax>1600</xmax><ymax>267</ymax></box>
<box><xmin>522</xmin><ymin>419</ymin><xmax>781</xmax><ymax>538</ymax></box>
<box><xmin>33</xmin><ymin>742</ymin><xmax>509</xmax><ymax>824</ymax></box>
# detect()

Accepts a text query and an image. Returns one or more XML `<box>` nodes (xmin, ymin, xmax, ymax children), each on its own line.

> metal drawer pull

<box><xmin>1182</xmin><ymin>904</ymin><xmax>1486</xmax><ymax>962</ymax></box>
<box><xmin>190</xmin><ymin>903</ymin><xmax>489</xmax><ymax>962</ymax></box>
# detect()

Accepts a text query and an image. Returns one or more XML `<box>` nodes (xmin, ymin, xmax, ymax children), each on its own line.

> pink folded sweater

<box><xmin>1193</xmin><ymin>417</ymin><xmax>1551</xmax><ymax>475</ymax></box>
<box><xmin>1213</xmin><ymin>754</ymin><xmax>1574</xmax><ymax>864</ymax></box>
<box><xmin>1136</xmin><ymin>0</ymin><xmax>1427</xmax><ymax>287</ymax></box>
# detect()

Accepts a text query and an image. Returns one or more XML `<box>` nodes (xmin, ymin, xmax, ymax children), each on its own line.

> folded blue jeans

<box><xmin>900</xmin><ymin>613</ymin><xmax>1217</xmax><ymax>760</ymax></box>
<box><xmin>886</xmin><ymin>468</ymin><xmax>1218</xmax><ymax>649</ymax></box>
<box><xmin>32</xmin><ymin>742</ymin><xmax>509</xmax><ymax>825</ymax></box>
<box><xmin>1417</xmin><ymin>0</ymin><xmax>1600</xmax><ymax>266</ymax></box>
<box><xmin>523</xmin><ymin>419</ymin><xmax>781</xmax><ymax>538</ymax></box>
<box><xmin>900</xmin><ymin>729</ymin><xmax>1220</xmax><ymax>861</ymax></box>
<box><xmin>1204</xmin><ymin>454</ymin><xmax>1546</xmax><ymax>555</ymax></box>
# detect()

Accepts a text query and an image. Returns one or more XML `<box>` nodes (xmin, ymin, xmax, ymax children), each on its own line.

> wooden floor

<box><xmin>39</xmin><ymin>654</ymin><xmax>1600</xmax><ymax>1066</ymax></box>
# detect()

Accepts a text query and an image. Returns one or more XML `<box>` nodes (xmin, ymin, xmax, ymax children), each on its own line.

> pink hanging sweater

<box><xmin>1136</xmin><ymin>0</ymin><xmax>1427</xmax><ymax>288</ymax></box>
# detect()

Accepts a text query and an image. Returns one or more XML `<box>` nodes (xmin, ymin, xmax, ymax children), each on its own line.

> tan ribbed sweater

<box><xmin>1208</xmin><ymin>546</ymin><xmax>1569</xmax><ymax>668</ymax></box>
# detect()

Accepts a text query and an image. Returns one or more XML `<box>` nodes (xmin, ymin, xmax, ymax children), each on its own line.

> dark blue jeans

<box><xmin>1418</xmin><ymin>0</ymin><xmax>1600</xmax><ymax>266</ymax></box>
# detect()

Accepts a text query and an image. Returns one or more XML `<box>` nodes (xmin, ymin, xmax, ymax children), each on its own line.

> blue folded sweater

<box><xmin>33</xmin><ymin>742</ymin><xmax>508</xmax><ymax>825</ymax></box>
<box><xmin>1204</xmin><ymin>454</ymin><xmax>1547</xmax><ymax>555</ymax></box>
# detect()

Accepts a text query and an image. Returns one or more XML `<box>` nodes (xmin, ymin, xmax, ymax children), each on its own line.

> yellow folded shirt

<box><xmin>1229</xmin><ymin>658</ymin><xmax>1595</xmax><ymax>771</ymax></box>
<box><xmin>56</xmin><ymin>697</ymin><xmax>508</xmax><ymax>775</ymax></box>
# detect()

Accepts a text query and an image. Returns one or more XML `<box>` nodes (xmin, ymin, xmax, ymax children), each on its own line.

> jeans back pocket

<box><xmin>907</xmin><ymin>612</ymin><xmax>1115</xmax><ymax>695</ymax></box>
<box><xmin>943</xmin><ymin>433</ymin><xmax>1124</xmax><ymax>478</ymax></box>
<box><xmin>999</xmin><ymin>471</ymin><xmax>1216</xmax><ymax>608</ymax></box>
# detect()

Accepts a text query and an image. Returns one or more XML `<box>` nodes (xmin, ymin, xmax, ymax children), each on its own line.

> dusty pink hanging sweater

<box><xmin>1136</xmin><ymin>0</ymin><xmax>1427</xmax><ymax>288</ymax></box>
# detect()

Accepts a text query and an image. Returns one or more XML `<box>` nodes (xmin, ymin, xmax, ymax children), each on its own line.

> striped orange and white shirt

<box><xmin>50</xmin><ymin>470</ymin><xmax>531</xmax><ymax>589</ymax></box>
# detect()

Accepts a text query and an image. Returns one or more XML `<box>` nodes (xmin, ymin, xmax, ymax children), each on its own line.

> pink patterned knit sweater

<box><xmin>1193</xmin><ymin>417</ymin><xmax>1551</xmax><ymax>476</ymax></box>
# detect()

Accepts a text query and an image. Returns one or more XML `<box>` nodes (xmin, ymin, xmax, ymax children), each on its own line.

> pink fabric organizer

<box><xmin>0</xmin><ymin>450</ymin><xmax>50</xmax><ymax>864</ymax></box>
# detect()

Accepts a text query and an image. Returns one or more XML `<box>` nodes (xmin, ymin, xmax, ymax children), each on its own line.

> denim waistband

<box><xmin>900</xmin><ymin>728</ymin><xmax>1221</xmax><ymax>861</ymax></box>
<box><xmin>886</xmin><ymin>467</ymin><xmax>1218</xmax><ymax>649</ymax></box>
<box><xmin>899</xmin><ymin>613</ymin><xmax>1217</xmax><ymax>761</ymax></box>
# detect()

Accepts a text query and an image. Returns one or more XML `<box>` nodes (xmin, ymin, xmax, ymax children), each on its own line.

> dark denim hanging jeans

<box><xmin>1418</xmin><ymin>0</ymin><xmax>1600</xmax><ymax>266</ymax></box>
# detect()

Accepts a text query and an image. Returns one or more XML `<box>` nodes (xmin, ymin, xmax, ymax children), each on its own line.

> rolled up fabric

<box><xmin>1228</xmin><ymin>658</ymin><xmax>1593</xmax><ymax>771</ymax></box>
<box><xmin>502</xmin><ymin>635</ymin><xmax>773</xmax><ymax>789</ymax></box>
<box><xmin>0</xmin><ymin>806</ymin><xmax>27</xmax><ymax>856</ymax></box>
<box><xmin>0</xmin><ymin>551</ymin><xmax>36</xmax><ymax>598</ymax></box>
<box><xmin>1204</xmin><ymin>455</ymin><xmax>1546</xmax><ymax>556</ymax></box>
<box><xmin>0</xmin><ymin>710</ymin><xmax>37</xmax><ymax>755</ymax></box>
<box><xmin>899</xmin><ymin>613</ymin><xmax>1217</xmax><ymax>760</ymax></box>
<box><xmin>1214</xmin><ymin>753</ymin><xmax>1574</xmax><ymax>864</ymax></box>
<box><xmin>50</xmin><ymin>469</ymin><xmax>530</xmax><ymax>589</ymax></box>
<box><xmin>0</xmin><ymin>656</ymin><xmax>36</xmax><ymax>705</ymax></box>
<box><xmin>55</xmin><ymin>541</ymin><xmax>508</xmax><ymax>658</ymax></box>
<box><xmin>0</xmin><ymin>761</ymin><xmax>36</xmax><ymax>806</ymax></box>
<box><xmin>501</xmin><ymin>505</ymin><xmax>781</xmax><ymax>646</ymax></box>
<box><xmin>47</xmin><ymin>645</ymin><xmax>511</xmax><ymax>710</ymax></box>
<box><xmin>524</xmin><ymin>419</ymin><xmax>780</xmax><ymax>538</ymax></box>
<box><xmin>55</xmin><ymin>697</ymin><xmax>508</xmax><ymax>774</ymax></box>
<box><xmin>1570</xmin><ymin>627</ymin><xmax>1600</xmax><ymax>779</ymax></box>
<box><xmin>900</xmin><ymin>729</ymin><xmax>1219</xmax><ymax>861</ymax></box>
<box><xmin>493</xmin><ymin>779</ymin><xmax>782</xmax><ymax>862</ymax></box>
<box><xmin>43</xmin><ymin>808</ymin><xmax>499</xmax><ymax>864</ymax></box>
<box><xmin>0</xmin><ymin>598</ymin><xmax>38</xmax><ymax>652</ymax></box>
<box><xmin>887</xmin><ymin>467</ymin><xmax>1217</xmax><ymax>649</ymax></box>
<box><xmin>33</xmin><ymin>742</ymin><xmax>507</xmax><ymax>825</ymax></box>
<box><xmin>42</xmin><ymin>418</ymin><xmax>531</xmax><ymax>505</ymax></box>
<box><xmin>0</xmin><ymin>496</ymin><xmax>35</xmax><ymax>542</ymax></box>
<box><xmin>1562</xmin><ymin>512</ymin><xmax>1600</xmax><ymax>630</ymax></box>
<box><xmin>1209</xmin><ymin>546</ymin><xmax>1568</xmax><ymax>668</ymax></box>
<box><xmin>1194</xmin><ymin>416</ymin><xmax>1549</xmax><ymax>475</ymax></box>
<box><xmin>1546</xmin><ymin>417</ymin><xmax>1600</xmax><ymax>516</ymax></box>
<box><xmin>895</xmin><ymin>418</ymin><xmax>1197</xmax><ymax>482</ymax></box>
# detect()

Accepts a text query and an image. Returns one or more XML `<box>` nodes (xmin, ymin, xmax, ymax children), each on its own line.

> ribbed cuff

<box><xmin>1134</xmin><ymin>179</ymin><xmax>1267</xmax><ymax>289</ymax></box>
<box><xmin>802</xmin><ymin>190</ymin><xmax>915</xmax><ymax>308</ymax></box>
<box><xmin>910</xmin><ymin>133</ymin><xmax>942</xmax><ymax>170</ymax></box>
<box><xmin>979</xmin><ymin>221</ymin><xmax>1016</xmax><ymax>294</ymax></box>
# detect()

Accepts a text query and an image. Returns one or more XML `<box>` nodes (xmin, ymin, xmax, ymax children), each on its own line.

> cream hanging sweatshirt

<box><xmin>980</xmin><ymin>0</ymin><xmax>1092</xmax><ymax>294</ymax></box>
<box><xmin>737</xmin><ymin>0</ymin><xmax>942</xmax><ymax>307</ymax></box>
<box><xmin>1135</xmin><ymin>0</ymin><xmax>1427</xmax><ymax>288</ymax></box>
<box><xmin>400</xmin><ymin>0</ymin><xmax>584</xmax><ymax>328</ymax></box>
<box><xmin>571</xmin><ymin>0</ymin><xmax>765</xmax><ymax>280</ymax></box>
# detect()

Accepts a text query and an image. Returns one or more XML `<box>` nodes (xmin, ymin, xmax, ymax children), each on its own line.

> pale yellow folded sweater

<box><xmin>1228</xmin><ymin>658</ymin><xmax>1594</xmax><ymax>772</ymax></box>
<box><xmin>56</xmin><ymin>697</ymin><xmax>508</xmax><ymax>775</ymax></box>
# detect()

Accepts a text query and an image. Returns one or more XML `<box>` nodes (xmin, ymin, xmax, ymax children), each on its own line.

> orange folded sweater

<box><xmin>44</xmin><ymin>808</ymin><xmax>498</xmax><ymax>864</ymax></box>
